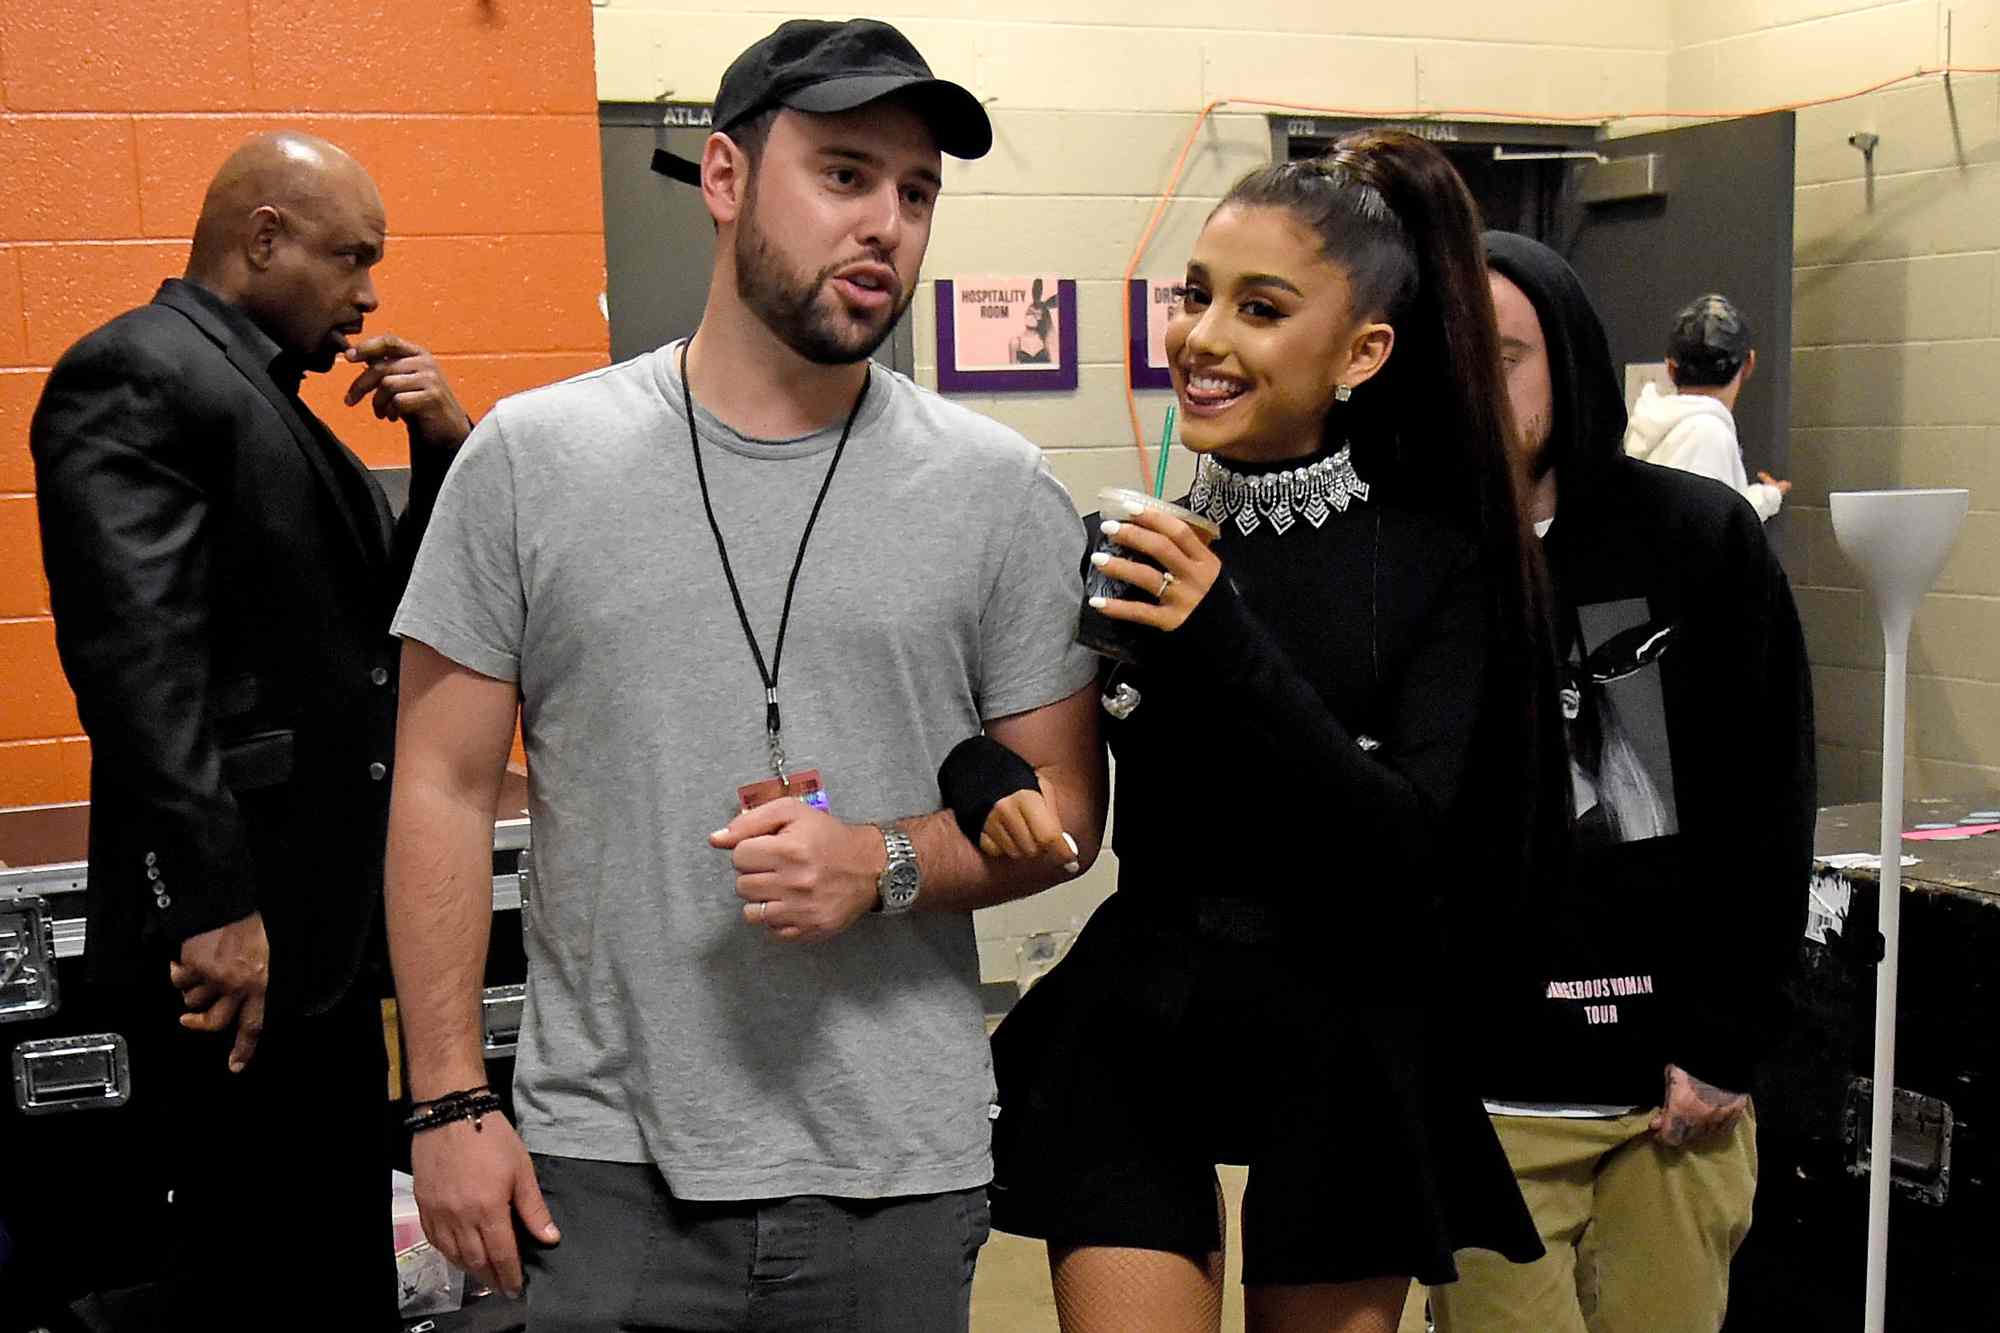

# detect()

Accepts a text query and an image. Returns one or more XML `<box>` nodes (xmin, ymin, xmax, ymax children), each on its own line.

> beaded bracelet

<box><xmin>404</xmin><ymin>1085</ymin><xmax>505</xmax><ymax>1136</ymax></box>
<box><xmin>410</xmin><ymin>1083</ymin><xmax>489</xmax><ymax>1112</ymax></box>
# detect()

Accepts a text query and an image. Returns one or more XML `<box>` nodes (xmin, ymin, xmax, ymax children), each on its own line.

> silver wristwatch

<box><xmin>873</xmin><ymin>827</ymin><xmax>920</xmax><ymax>914</ymax></box>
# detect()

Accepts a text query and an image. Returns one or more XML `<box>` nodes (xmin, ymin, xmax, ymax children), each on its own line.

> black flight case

<box><xmin>0</xmin><ymin>772</ymin><xmax>533</xmax><ymax>1332</ymax></box>
<box><xmin>1728</xmin><ymin>793</ymin><xmax>2000</xmax><ymax>1332</ymax></box>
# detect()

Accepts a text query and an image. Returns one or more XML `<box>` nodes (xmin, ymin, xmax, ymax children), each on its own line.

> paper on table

<box><xmin>1820</xmin><ymin>852</ymin><xmax>1921</xmax><ymax>869</ymax></box>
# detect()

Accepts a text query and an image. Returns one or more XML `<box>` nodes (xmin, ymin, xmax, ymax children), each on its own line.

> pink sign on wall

<box><xmin>935</xmin><ymin>276</ymin><xmax>1078</xmax><ymax>393</ymax></box>
<box><xmin>1128</xmin><ymin>278</ymin><xmax>1181</xmax><ymax>390</ymax></box>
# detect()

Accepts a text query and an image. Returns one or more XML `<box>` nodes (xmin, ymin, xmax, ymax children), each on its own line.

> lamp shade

<box><xmin>1830</xmin><ymin>489</ymin><xmax>1969</xmax><ymax>646</ymax></box>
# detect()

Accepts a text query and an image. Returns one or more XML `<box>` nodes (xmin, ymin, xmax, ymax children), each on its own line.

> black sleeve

<box><xmin>30</xmin><ymin>338</ymin><xmax>259</xmax><ymax>946</ymax></box>
<box><xmin>1158</xmin><ymin>544</ymin><xmax>1490</xmax><ymax>866</ymax></box>
<box><xmin>938</xmin><ymin>735</ymin><xmax>1041</xmax><ymax>843</ymax></box>
<box><xmin>1667</xmin><ymin>512</ymin><xmax>1816</xmax><ymax>1094</ymax></box>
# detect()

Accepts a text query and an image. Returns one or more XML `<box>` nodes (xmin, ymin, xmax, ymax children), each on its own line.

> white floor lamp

<box><xmin>1828</xmin><ymin>487</ymin><xmax>1968</xmax><ymax>1333</ymax></box>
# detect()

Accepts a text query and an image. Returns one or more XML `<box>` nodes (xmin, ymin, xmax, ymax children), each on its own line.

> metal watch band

<box><xmin>874</xmin><ymin>827</ymin><xmax>919</xmax><ymax>914</ymax></box>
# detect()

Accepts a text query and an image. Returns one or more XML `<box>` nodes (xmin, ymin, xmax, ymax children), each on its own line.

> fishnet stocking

<box><xmin>1048</xmin><ymin>1175</ymin><xmax>1226</xmax><ymax>1333</ymax></box>
<box><xmin>1050</xmin><ymin>1244</ymin><xmax>1227</xmax><ymax>1333</ymax></box>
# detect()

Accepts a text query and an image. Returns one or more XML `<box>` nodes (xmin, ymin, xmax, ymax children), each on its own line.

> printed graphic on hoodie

<box><xmin>1563</xmin><ymin>598</ymin><xmax>1679</xmax><ymax>848</ymax></box>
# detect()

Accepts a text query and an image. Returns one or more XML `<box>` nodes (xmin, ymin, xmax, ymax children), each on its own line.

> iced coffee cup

<box><xmin>1075</xmin><ymin>487</ymin><xmax>1222</xmax><ymax>665</ymax></box>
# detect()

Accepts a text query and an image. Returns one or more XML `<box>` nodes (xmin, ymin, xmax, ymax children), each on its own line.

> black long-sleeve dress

<box><xmin>989</xmin><ymin>443</ymin><xmax>1543</xmax><ymax>1287</ymax></box>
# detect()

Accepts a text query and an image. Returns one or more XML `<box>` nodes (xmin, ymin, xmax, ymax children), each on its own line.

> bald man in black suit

<box><xmin>31</xmin><ymin>131</ymin><xmax>471</xmax><ymax>1327</ymax></box>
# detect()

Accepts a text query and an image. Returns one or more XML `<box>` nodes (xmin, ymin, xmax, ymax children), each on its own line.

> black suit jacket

<box><xmin>30</xmin><ymin>279</ymin><xmax>453</xmax><ymax>1018</ymax></box>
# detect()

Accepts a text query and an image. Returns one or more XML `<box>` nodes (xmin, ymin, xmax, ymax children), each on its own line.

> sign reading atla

<box><xmin>659</xmin><ymin>104</ymin><xmax>715</xmax><ymax>128</ymax></box>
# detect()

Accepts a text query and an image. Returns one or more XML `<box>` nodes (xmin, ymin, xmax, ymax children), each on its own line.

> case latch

<box><xmin>12</xmin><ymin>1032</ymin><xmax>131</xmax><ymax>1116</ymax></box>
<box><xmin>0</xmin><ymin>896</ymin><xmax>60</xmax><ymax>1023</ymax></box>
<box><xmin>1843</xmin><ymin>1077</ymin><xmax>1954</xmax><ymax>1206</ymax></box>
<box><xmin>481</xmin><ymin>984</ymin><xmax>526</xmax><ymax>1058</ymax></box>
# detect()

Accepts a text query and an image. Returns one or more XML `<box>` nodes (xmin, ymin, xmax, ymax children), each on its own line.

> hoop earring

<box><xmin>1335</xmin><ymin>384</ymin><xmax>1353</xmax><ymax>402</ymax></box>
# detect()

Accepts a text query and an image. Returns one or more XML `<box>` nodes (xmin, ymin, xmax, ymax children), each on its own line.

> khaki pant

<box><xmin>1429</xmin><ymin>1107</ymin><xmax>1757</xmax><ymax>1333</ymax></box>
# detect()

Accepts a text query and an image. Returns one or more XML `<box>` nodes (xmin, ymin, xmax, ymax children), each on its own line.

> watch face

<box><xmin>885</xmin><ymin>861</ymin><xmax>920</xmax><ymax>906</ymax></box>
<box><xmin>877</xmin><ymin>829</ymin><xmax>920</xmax><ymax>912</ymax></box>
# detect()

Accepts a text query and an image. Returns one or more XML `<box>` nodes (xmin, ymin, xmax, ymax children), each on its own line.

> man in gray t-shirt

<box><xmin>383</xmin><ymin>19</ymin><xmax>1106</xmax><ymax>1330</ymax></box>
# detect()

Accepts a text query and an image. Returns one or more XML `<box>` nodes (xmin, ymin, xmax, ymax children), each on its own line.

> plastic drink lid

<box><xmin>1096</xmin><ymin>486</ymin><xmax>1221</xmax><ymax>543</ymax></box>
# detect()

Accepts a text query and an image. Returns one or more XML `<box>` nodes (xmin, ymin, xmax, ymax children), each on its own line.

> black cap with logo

<box><xmin>652</xmin><ymin>18</ymin><xmax>992</xmax><ymax>185</ymax></box>
<box><xmin>1666</xmin><ymin>293</ymin><xmax>1754</xmax><ymax>388</ymax></box>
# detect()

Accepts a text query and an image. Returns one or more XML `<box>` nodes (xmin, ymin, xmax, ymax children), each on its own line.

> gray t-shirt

<box><xmin>392</xmin><ymin>343</ymin><xmax>1094</xmax><ymax>1199</ymax></box>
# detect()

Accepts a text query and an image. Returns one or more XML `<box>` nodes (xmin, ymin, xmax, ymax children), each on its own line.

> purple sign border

<box><xmin>1128</xmin><ymin>278</ymin><xmax>1175</xmax><ymax>391</ymax></box>
<box><xmin>935</xmin><ymin>278</ymin><xmax>1080</xmax><ymax>394</ymax></box>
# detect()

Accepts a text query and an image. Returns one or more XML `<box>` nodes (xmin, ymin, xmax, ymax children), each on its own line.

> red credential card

<box><xmin>736</xmin><ymin>768</ymin><xmax>831</xmax><ymax>815</ymax></box>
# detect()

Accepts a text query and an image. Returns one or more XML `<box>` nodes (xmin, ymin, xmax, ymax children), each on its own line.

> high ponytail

<box><xmin>1218</xmin><ymin>132</ymin><xmax>1570</xmax><ymax>914</ymax></box>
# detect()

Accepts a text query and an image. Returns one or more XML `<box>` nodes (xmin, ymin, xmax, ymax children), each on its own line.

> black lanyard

<box><xmin>679</xmin><ymin>338</ymin><xmax>870</xmax><ymax>782</ymax></box>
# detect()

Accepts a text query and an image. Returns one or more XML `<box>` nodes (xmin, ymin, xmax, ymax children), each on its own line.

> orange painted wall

<box><xmin>0</xmin><ymin>1</ymin><xmax>608</xmax><ymax>809</ymax></box>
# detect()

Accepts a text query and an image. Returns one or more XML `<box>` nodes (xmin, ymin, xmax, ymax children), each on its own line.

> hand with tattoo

<box><xmin>1650</xmin><ymin>1063</ymin><xmax>1749</xmax><ymax>1147</ymax></box>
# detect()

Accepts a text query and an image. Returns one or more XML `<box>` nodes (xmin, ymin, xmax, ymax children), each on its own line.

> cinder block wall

<box><xmin>592</xmin><ymin>1</ymin><xmax>1673</xmax><ymax>979</ymax></box>
<box><xmin>0</xmin><ymin>1</ymin><xmax>610</xmax><ymax>807</ymax></box>
<box><xmin>596</xmin><ymin>1</ymin><xmax>1670</xmax><ymax>508</ymax></box>
<box><xmin>1682</xmin><ymin>1</ymin><xmax>2000</xmax><ymax>803</ymax></box>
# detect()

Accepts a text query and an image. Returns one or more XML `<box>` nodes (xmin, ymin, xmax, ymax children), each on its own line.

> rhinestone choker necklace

<box><xmin>1189</xmin><ymin>446</ymin><xmax>1370</xmax><ymax>536</ymax></box>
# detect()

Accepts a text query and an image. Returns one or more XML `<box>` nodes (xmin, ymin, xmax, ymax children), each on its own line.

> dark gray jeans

<box><xmin>523</xmin><ymin>1154</ymin><xmax>990</xmax><ymax>1332</ymax></box>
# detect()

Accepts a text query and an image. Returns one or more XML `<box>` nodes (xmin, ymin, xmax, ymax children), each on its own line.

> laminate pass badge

<box><xmin>736</xmin><ymin>768</ymin><xmax>830</xmax><ymax>814</ymax></box>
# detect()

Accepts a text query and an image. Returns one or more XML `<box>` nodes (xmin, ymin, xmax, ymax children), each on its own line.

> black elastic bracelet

<box><xmin>405</xmin><ymin>1091</ymin><xmax>505</xmax><ymax>1137</ymax></box>
<box><xmin>405</xmin><ymin>1085</ymin><xmax>499</xmax><ymax>1134</ymax></box>
<box><xmin>412</xmin><ymin>1083</ymin><xmax>489</xmax><ymax>1110</ymax></box>
<box><xmin>405</xmin><ymin>1093</ymin><xmax>499</xmax><ymax>1126</ymax></box>
<box><xmin>938</xmin><ymin>735</ymin><xmax>1040</xmax><ymax>845</ymax></box>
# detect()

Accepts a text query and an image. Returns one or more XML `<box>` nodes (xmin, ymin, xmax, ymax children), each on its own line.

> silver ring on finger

<box><xmin>1157</xmin><ymin>569</ymin><xmax>1176</xmax><ymax>598</ymax></box>
<box><xmin>754</xmin><ymin>901</ymin><xmax>769</xmax><ymax>925</ymax></box>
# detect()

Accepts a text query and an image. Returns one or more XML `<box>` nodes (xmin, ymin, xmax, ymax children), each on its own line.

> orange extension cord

<box><xmin>1117</xmin><ymin>62</ymin><xmax>2000</xmax><ymax>484</ymax></box>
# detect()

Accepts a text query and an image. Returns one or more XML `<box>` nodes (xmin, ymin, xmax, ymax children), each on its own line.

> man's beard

<box><xmin>1520</xmin><ymin>407</ymin><xmax>1556</xmax><ymax>478</ymax></box>
<box><xmin>734</xmin><ymin>188</ymin><xmax>909</xmax><ymax>366</ymax></box>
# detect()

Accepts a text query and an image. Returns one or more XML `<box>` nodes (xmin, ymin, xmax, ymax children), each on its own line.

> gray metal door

<box><xmin>598</xmin><ymin>102</ymin><xmax>915</xmax><ymax>375</ymax></box>
<box><xmin>1561</xmin><ymin>112</ymin><xmax>1797</xmax><ymax>545</ymax></box>
<box><xmin>1272</xmin><ymin>116</ymin><xmax>1597</xmax><ymax>240</ymax></box>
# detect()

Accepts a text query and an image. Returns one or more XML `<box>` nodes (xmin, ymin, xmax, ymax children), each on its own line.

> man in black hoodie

<box><xmin>1429</xmin><ymin>233</ymin><xmax>1816</xmax><ymax>1333</ymax></box>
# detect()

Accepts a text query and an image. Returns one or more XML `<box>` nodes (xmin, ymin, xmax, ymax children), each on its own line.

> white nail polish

<box><xmin>1122</xmin><ymin>500</ymin><xmax>1146</xmax><ymax>516</ymax></box>
<box><xmin>1064</xmin><ymin>862</ymin><xmax>1082</xmax><ymax>875</ymax></box>
<box><xmin>1062</xmin><ymin>832</ymin><xmax>1079</xmax><ymax>856</ymax></box>
<box><xmin>1089</xmin><ymin>552</ymin><xmax>1111</xmax><ymax>567</ymax></box>
<box><xmin>1100</xmin><ymin>519</ymin><xmax>1121</xmax><ymax>536</ymax></box>
<box><xmin>1088</xmin><ymin>596</ymin><xmax>1108</xmax><ymax>609</ymax></box>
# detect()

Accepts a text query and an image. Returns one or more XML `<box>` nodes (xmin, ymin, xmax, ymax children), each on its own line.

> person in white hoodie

<box><xmin>1623</xmin><ymin>292</ymin><xmax>1789</xmax><ymax>521</ymax></box>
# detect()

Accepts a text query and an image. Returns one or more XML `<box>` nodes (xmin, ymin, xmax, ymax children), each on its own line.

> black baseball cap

<box><xmin>652</xmin><ymin>18</ymin><xmax>992</xmax><ymax>185</ymax></box>
<box><xmin>1667</xmin><ymin>293</ymin><xmax>1754</xmax><ymax>388</ymax></box>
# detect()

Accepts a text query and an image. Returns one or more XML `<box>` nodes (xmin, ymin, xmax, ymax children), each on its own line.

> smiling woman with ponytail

<box><xmin>981</xmin><ymin>131</ymin><xmax>1567</xmax><ymax>1332</ymax></box>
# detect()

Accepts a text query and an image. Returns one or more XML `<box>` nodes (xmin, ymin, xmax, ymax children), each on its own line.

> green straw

<box><xmin>1153</xmin><ymin>402</ymin><xmax>1177</xmax><ymax>498</ymax></box>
